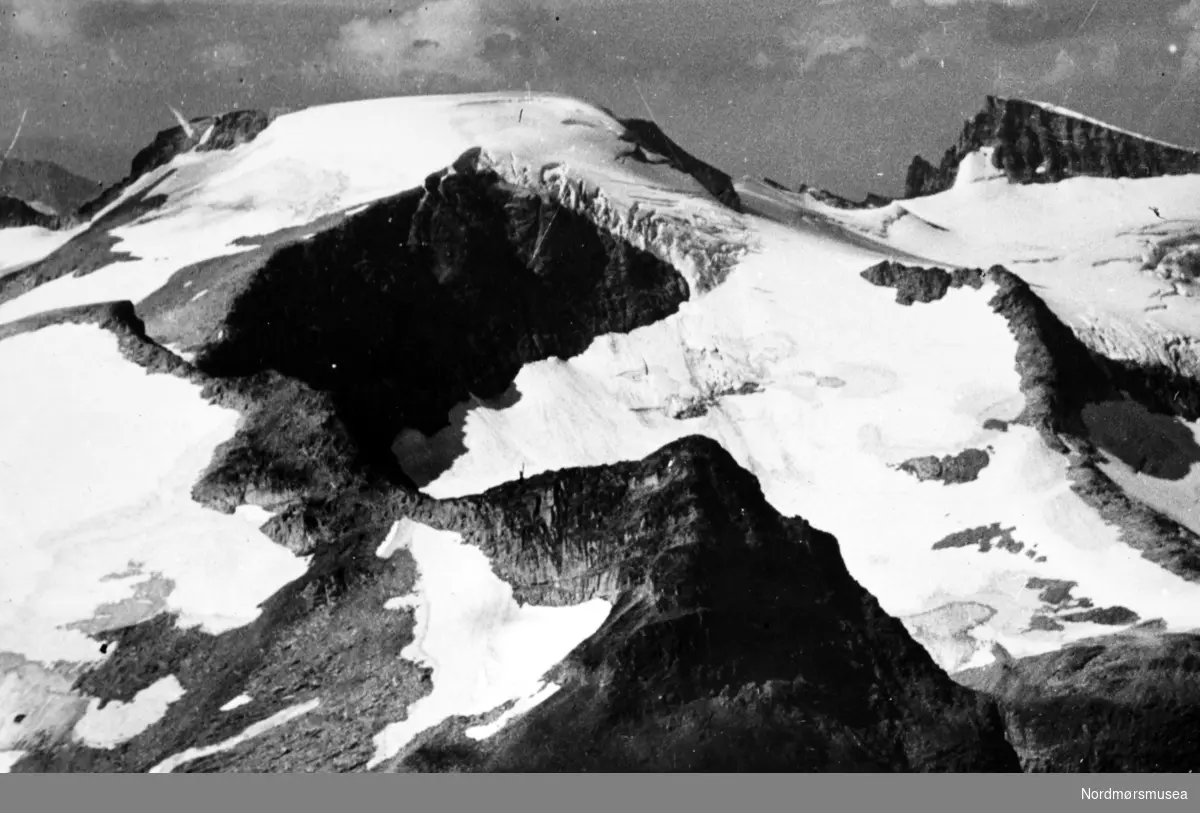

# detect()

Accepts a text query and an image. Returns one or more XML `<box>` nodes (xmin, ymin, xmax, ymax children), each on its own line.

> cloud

<box><xmin>315</xmin><ymin>0</ymin><xmax>550</xmax><ymax>89</ymax></box>
<box><xmin>9</xmin><ymin>1</ymin><xmax>75</xmax><ymax>43</ymax></box>
<box><xmin>1040</xmin><ymin>47</ymin><xmax>1078</xmax><ymax>83</ymax></box>
<box><xmin>1174</xmin><ymin>0</ymin><xmax>1200</xmax><ymax>75</ymax></box>
<box><xmin>6</xmin><ymin>0</ymin><xmax>177</xmax><ymax>44</ymax></box>
<box><xmin>1091</xmin><ymin>40</ymin><xmax>1119</xmax><ymax>76</ymax></box>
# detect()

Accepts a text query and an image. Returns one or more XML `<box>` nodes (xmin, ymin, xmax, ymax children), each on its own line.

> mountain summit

<box><xmin>1</xmin><ymin>92</ymin><xmax>1198</xmax><ymax>773</ymax></box>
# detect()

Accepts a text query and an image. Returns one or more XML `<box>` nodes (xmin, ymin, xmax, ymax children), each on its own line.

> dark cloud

<box><xmin>78</xmin><ymin>1</ymin><xmax>179</xmax><ymax>41</ymax></box>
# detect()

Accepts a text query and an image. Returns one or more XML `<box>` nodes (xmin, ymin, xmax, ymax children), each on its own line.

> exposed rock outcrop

<box><xmin>957</xmin><ymin>631</ymin><xmax>1200</xmax><ymax>772</ymax></box>
<box><xmin>905</xmin><ymin>96</ymin><xmax>1200</xmax><ymax>198</ymax></box>
<box><xmin>615</xmin><ymin>118</ymin><xmax>743</xmax><ymax>213</ymax></box>
<box><xmin>192</xmin><ymin>157</ymin><xmax>690</xmax><ymax>478</ymax></box>
<box><xmin>391</xmin><ymin>437</ymin><xmax>1020</xmax><ymax>772</ymax></box>
<box><xmin>762</xmin><ymin>177</ymin><xmax>891</xmax><ymax>210</ymax></box>
<box><xmin>0</xmin><ymin>195</ymin><xmax>58</xmax><ymax>230</ymax></box>
<box><xmin>898</xmin><ymin>449</ymin><xmax>990</xmax><ymax>484</ymax></box>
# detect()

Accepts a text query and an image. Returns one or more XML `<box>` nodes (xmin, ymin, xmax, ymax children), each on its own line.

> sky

<box><xmin>1</xmin><ymin>0</ymin><xmax>1198</xmax><ymax>199</ymax></box>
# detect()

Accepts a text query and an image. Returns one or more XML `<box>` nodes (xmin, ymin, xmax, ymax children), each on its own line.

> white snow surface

<box><xmin>0</xmin><ymin>323</ymin><xmax>308</xmax><ymax>665</ymax></box>
<box><xmin>0</xmin><ymin>750</ymin><xmax>25</xmax><ymax>772</ymax></box>
<box><xmin>72</xmin><ymin>675</ymin><xmax>185</xmax><ymax>749</ymax></box>
<box><xmin>219</xmin><ymin>694</ymin><xmax>253</xmax><ymax>712</ymax></box>
<box><xmin>369</xmin><ymin>519</ymin><xmax>611</xmax><ymax>768</ymax></box>
<box><xmin>148</xmin><ymin>697</ymin><xmax>320</xmax><ymax>773</ymax></box>
<box><xmin>0</xmin><ymin>92</ymin><xmax>732</xmax><ymax>326</ymax></box>
<box><xmin>0</xmin><ymin>225</ymin><xmax>81</xmax><ymax>277</ymax></box>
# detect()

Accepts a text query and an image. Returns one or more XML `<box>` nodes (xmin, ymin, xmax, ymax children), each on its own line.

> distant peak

<box><xmin>905</xmin><ymin>96</ymin><xmax>1200</xmax><ymax>198</ymax></box>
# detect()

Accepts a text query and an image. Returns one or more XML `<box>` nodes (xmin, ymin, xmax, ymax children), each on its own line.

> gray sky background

<box><xmin>2</xmin><ymin>0</ymin><xmax>1198</xmax><ymax>198</ymax></box>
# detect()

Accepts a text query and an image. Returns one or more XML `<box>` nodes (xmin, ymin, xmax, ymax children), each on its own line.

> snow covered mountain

<box><xmin>1</xmin><ymin>92</ymin><xmax>1198</xmax><ymax>773</ymax></box>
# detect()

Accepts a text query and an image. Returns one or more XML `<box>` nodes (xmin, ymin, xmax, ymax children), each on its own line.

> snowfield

<box><xmin>0</xmin><ymin>224</ymin><xmax>82</xmax><ymax>278</ymax></box>
<box><xmin>0</xmin><ymin>323</ymin><xmax>308</xmax><ymax>751</ymax></box>
<box><xmin>395</xmin><ymin>213</ymin><xmax>1200</xmax><ymax>670</ymax></box>
<box><xmin>0</xmin><ymin>93</ymin><xmax>737</xmax><ymax>327</ymax></box>
<box><xmin>370</xmin><ymin>519</ymin><xmax>612</xmax><ymax>768</ymax></box>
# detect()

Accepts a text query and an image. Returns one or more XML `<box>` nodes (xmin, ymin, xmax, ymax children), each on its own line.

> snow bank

<box><xmin>219</xmin><ymin>694</ymin><xmax>253</xmax><ymax>712</ymax></box>
<box><xmin>72</xmin><ymin>675</ymin><xmax>185</xmax><ymax>749</ymax></box>
<box><xmin>0</xmin><ymin>324</ymin><xmax>309</xmax><ymax>664</ymax></box>
<box><xmin>369</xmin><ymin>519</ymin><xmax>611</xmax><ymax>768</ymax></box>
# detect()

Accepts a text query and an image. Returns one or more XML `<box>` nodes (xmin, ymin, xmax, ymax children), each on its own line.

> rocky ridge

<box><xmin>905</xmin><ymin>96</ymin><xmax>1200</xmax><ymax>198</ymax></box>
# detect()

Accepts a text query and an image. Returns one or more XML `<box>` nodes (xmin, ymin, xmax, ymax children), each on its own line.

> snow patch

<box><xmin>368</xmin><ymin>519</ymin><xmax>611</xmax><ymax>768</ymax></box>
<box><xmin>0</xmin><ymin>225</ymin><xmax>83</xmax><ymax>279</ymax></box>
<box><xmin>0</xmin><ymin>750</ymin><xmax>25</xmax><ymax>772</ymax></box>
<box><xmin>72</xmin><ymin>675</ymin><xmax>185</xmax><ymax>749</ymax></box>
<box><xmin>148</xmin><ymin>697</ymin><xmax>319</xmax><ymax>773</ymax></box>
<box><xmin>233</xmin><ymin>505</ymin><xmax>275</xmax><ymax>528</ymax></box>
<box><xmin>0</xmin><ymin>324</ymin><xmax>309</xmax><ymax>666</ymax></box>
<box><xmin>219</xmin><ymin>694</ymin><xmax>253</xmax><ymax>712</ymax></box>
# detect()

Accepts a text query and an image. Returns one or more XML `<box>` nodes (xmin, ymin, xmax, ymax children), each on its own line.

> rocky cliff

<box><xmin>905</xmin><ymin>96</ymin><xmax>1200</xmax><ymax>198</ymax></box>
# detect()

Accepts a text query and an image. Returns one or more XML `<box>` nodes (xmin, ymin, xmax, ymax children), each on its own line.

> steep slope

<box><xmin>957</xmin><ymin>628</ymin><xmax>1200</xmax><ymax>772</ymax></box>
<box><xmin>0</xmin><ymin>304</ymin><xmax>1017</xmax><ymax>773</ymax></box>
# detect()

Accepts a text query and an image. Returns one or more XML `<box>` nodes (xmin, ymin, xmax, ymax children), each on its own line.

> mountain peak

<box><xmin>906</xmin><ymin>95</ymin><xmax>1200</xmax><ymax>198</ymax></box>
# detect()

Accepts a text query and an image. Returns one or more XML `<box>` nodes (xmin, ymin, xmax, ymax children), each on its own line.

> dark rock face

<box><xmin>861</xmin><ymin>260</ymin><xmax>984</xmax><ymax>306</ymax></box>
<box><xmin>0</xmin><ymin>195</ymin><xmax>58</xmax><ymax>230</ymax></box>
<box><xmin>898</xmin><ymin>449</ymin><xmax>990</xmax><ymax>484</ymax></box>
<box><xmin>957</xmin><ymin>632</ymin><xmax>1200</xmax><ymax>772</ymax></box>
<box><xmin>196</xmin><ymin>158</ymin><xmax>689</xmax><ymax>472</ymax></box>
<box><xmin>932</xmin><ymin>524</ymin><xmax>1023</xmax><ymax>555</ymax></box>
<box><xmin>391</xmin><ymin>438</ymin><xmax>1020</xmax><ymax>772</ymax></box>
<box><xmin>76</xmin><ymin>109</ymin><xmax>274</xmax><ymax>221</ymax></box>
<box><xmin>763</xmin><ymin>178</ymin><xmax>891</xmax><ymax>210</ymax></box>
<box><xmin>615</xmin><ymin>118</ymin><xmax>743</xmax><ymax>212</ymax></box>
<box><xmin>905</xmin><ymin>96</ymin><xmax>1200</xmax><ymax>198</ymax></box>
